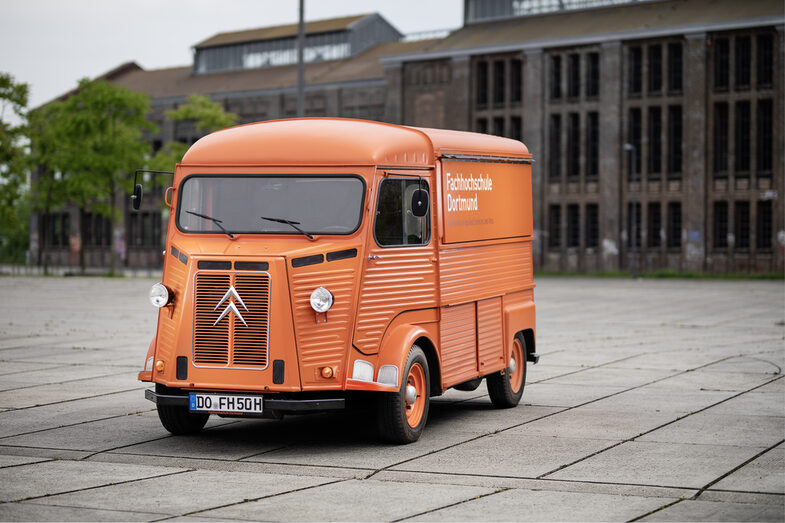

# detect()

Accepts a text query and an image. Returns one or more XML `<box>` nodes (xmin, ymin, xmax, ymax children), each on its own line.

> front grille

<box><xmin>193</xmin><ymin>271</ymin><xmax>270</xmax><ymax>368</ymax></box>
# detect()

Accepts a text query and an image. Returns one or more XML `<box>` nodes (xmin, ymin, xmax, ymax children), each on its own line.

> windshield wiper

<box><xmin>185</xmin><ymin>210</ymin><xmax>235</xmax><ymax>239</ymax></box>
<box><xmin>261</xmin><ymin>216</ymin><xmax>314</xmax><ymax>240</ymax></box>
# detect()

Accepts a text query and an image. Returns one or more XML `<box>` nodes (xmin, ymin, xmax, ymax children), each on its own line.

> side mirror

<box><xmin>131</xmin><ymin>183</ymin><xmax>143</xmax><ymax>211</ymax></box>
<box><xmin>411</xmin><ymin>189</ymin><xmax>429</xmax><ymax>217</ymax></box>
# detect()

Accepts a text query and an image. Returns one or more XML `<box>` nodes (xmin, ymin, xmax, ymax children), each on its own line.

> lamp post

<box><xmin>296</xmin><ymin>0</ymin><xmax>305</xmax><ymax>117</ymax></box>
<box><xmin>624</xmin><ymin>143</ymin><xmax>638</xmax><ymax>279</ymax></box>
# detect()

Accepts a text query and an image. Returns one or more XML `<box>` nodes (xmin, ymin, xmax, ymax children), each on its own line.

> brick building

<box><xmin>33</xmin><ymin>0</ymin><xmax>784</xmax><ymax>274</ymax></box>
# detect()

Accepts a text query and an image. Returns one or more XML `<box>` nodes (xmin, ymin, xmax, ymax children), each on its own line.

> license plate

<box><xmin>189</xmin><ymin>393</ymin><xmax>263</xmax><ymax>414</ymax></box>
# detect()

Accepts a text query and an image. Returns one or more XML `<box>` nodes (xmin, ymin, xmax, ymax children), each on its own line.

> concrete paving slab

<box><xmin>200</xmin><ymin>478</ymin><xmax>493</xmax><ymax>521</ymax></box>
<box><xmin>35</xmin><ymin>469</ymin><xmax>338</xmax><ymax>516</ymax></box>
<box><xmin>0</xmin><ymin>501</ymin><xmax>168</xmax><ymax>522</ymax></box>
<box><xmin>578</xmin><ymin>386</ymin><xmax>738</xmax><ymax>415</ymax></box>
<box><xmin>606</xmin><ymin>349</ymin><xmax>736</xmax><ymax>372</ymax></box>
<box><xmin>700</xmin><ymin>354</ymin><xmax>785</xmax><ymax>375</ymax></box>
<box><xmin>522</xmin><ymin>382</ymin><xmax>629</xmax><ymax>408</ymax></box>
<box><xmin>542</xmin><ymin>366</ymin><xmax>676</xmax><ymax>388</ymax></box>
<box><xmin>637</xmin><ymin>412</ymin><xmax>785</xmax><ymax>448</ymax></box>
<box><xmin>0</xmin><ymin>460</ymin><xmax>185</xmax><ymax>502</ymax></box>
<box><xmin>0</xmin><ymin>362</ymin><xmax>65</xmax><ymax>376</ymax></box>
<box><xmin>0</xmin><ymin>412</ymin><xmax>171</xmax><ymax>452</ymax></box>
<box><xmin>547</xmin><ymin>441</ymin><xmax>763</xmax><ymax>488</ymax></box>
<box><xmin>511</xmin><ymin>406</ymin><xmax>675</xmax><ymax>441</ymax></box>
<box><xmin>0</xmin><ymin>373</ymin><xmax>145</xmax><ymax>409</ymax></box>
<box><xmin>391</xmin><ymin>432</ymin><xmax>613</xmax><ymax>479</ymax></box>
<box><xmin>425</xmin><ymin>402</ymin><xmax>560</xmax><ymax>436</ymax></box>
<box><xmin>0</xmin><ymin>365</ymin><xmax>134</xmax><ymax>392</ymax></box>
<box><xmin>649</xmin><ymin>370</ymin><xmax>778</xmax><ymax>393</ymax></box>
<box><xmin>710</xmin><ymin>448</ymin><xmax>785</xmax><ymax>494</ymax></box>
<box><xmin>408</xmin><ymin>486</ymin><xmax>676</xmax><ymax>522</ymax></box>
<box><xmin>705</xmin><ymin>391</ymin><xmax>785</xmax><ymax>417</ymax></box>
<box><xmin>0</xmin><ymin>390</ymin><xmax>153</xmax><ymax>439</ymax></box>
<box><xmin>0</xmin><ymin>455</ymin><xmax>50</xmax><ymax>468</ymax></box>
<box><xmin>638</xmin><ymin>499</ymin><xmax>785</xmax><ymax>521</ymax></box>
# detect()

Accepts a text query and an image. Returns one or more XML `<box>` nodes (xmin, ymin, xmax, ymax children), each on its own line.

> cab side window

<box><xmin>374</xmin><ymin>178</ymin><xmax>430</xmax><ymax>246</ymax></box>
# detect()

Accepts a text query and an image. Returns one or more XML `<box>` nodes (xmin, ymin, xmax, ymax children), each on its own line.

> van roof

<box><xmin>180</xmin><ymin>118</ymin><xmax>530</xmax><ymax>168</ymax></box>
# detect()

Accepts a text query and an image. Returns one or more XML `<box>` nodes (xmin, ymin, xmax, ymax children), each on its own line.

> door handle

<box><xmin>368</xmin><ymin>254</ymin><xmax>382</xmax><ymax>261</ymax></box>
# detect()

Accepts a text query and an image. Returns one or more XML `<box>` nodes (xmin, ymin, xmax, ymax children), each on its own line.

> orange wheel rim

<box><xmin>405</xmin><ymin>362</ymin><xmax>426</xmax><ymax>427</ymax></box>
<box><xmin>509</xmin><ymin>339</ymin><xmax>524</xmax><ymax>393</ymax></box>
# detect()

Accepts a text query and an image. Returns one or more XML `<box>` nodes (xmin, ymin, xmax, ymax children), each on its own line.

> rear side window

<box><xmin>374</xmin><ymin>178</ymin><xmax>430</xmax><ymax>247</ymax></box>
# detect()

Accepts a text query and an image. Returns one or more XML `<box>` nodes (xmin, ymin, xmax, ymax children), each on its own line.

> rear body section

<box><xmin>138</xmin><ymin>118</ymin><xmax>537</xmax><ymax>441</ymax></box>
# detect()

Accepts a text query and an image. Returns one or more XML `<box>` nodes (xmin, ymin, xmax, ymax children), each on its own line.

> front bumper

<box><xmin>144</xmin><ymin>388</ymin><xmax>345</xmax><ymax>413</ymax></box>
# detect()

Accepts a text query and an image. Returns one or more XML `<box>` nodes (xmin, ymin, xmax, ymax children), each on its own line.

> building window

<box><xmin>647</xmin><ymin>202</ymin><xmax>661</xmax><ymax>248</ymax></box>
<box><xmin>476</xmin><ymin>61</ymin><xmax>488</xmax><ymax>108</ymax></box>
<box><xmin>713</xmin><ymin>102</ymin><xmax>729</xmax><ymax>176</ymax></box>
<box><xmin>667</xmin><ymin>42</ymin><xmax>683</xmax><ymax>92</ymax></box>
<box><xmin>628</xmin><ymin>46</ymin><xmax>642</xmax><ymax>96</ymax></box>
<box><xmin>757</xmin><ymin>34</ymin><xmax>773</xmax><ymax>88</ymax></box>
<box><xmin>735</xmin><ymin>36</ymin><xmax>751</xmax><ymax>89</ymax></box>
<box><xmin>666</xmin><ymin>202</ymin><xmax>681</xmax><ymax>248</ymax></box>
<box><xmin>548</xmin><ymin>204</ymin><xmax>561</xmax><ymax>248</ymax></box>
<box><xmin>493</xmin><ymin>60</ymin><xmax>506</xmax><ymax>106</ymax></box>
<box><xmin>510</xmin><ymin>59</ymin><xmax>522</xmax><ymax>104</ymax></box>
<box><xmin>648</xmin><ymin>45</ymin><xmax>662</xmax><ymax>94</ymax></box>
<box><xmin>756</xmin><ymin>99</ymin><xmax>772</xmax><ymax>175</ymax></box>
<box><xmin>667</xmin><ymin>105</ymin><xmax>682</xmax><ymax>178</ymax></box>
<box><xmin>585</xmin><ymin>203</ymin><xmax>599</xmax><ymax>248</ymax></box>
<box><xmin>493</xmin><ymin>117</ymin><xmax>505</xmax><ymax>137</ymax></box>
<box><xmin>628</xmin><ymin>108</ymin><xmax>642</xmax><ymax>180</ymax></box>
<box><xmin>735</xmin><ymin>101</ymin><xmax>750</xmax><ymax>175</ymax></box>
<box><xmin>627</xmin><ymin>202</ymin><xmax>641</xmax><ymax>247</ymax></box>
<box><xmin>568</xmin><ymin>53</ymin><xmax>580</xmax><ymax>98</ymax></box>
<box><xmin>476</xmin><ymin>118</ymin><xmax>488</xmax><ymax>134</ymax></box>
<box><xmin>60</xmin><ymin>213</ymin><xmax>69</xmax><ymax>247</ymax></box>
<box><xmin>713</xmin><ymin>201</ymin><xmax>728</xmax><ymax>248</ymax></box>
<box><xmin>567</xmin><ymin>112</ymin><xmax>580</xmax><ymax>181</ymax></box>
<box><xmin>586</xmin><ymin>112</ymin><xmax>599</xmax><ymax>181</ymax></box>
<box><xmin>714</xmin><ymin>37</ymin><xmax>730</xmax><ymax>90</ymax></box>
<box><xmin>567</xmin><ymin>204</ymin><xmax>580</xmax><ymax>248</ymax></box>
<box><xmin>510</xmin><ymin>116</ymin><xmax>522</xmax><ymax>141</ymax></box>
<box><xmin>550</xmin><ymin>55</ymin><xmax>562</xmax><ymax>100</ymax></box>
<box><xmin>586</xmin><ymin>52</ymin><xmax>600</xmax><ymax>98</ymax></box>
<box><xmin>734</xmin><ymin>201</ymin><xmax>750</xmax><ymax>250</ymax></box>
<box><xmin>549</xmin><ymin>114</ymin><xmax>562</xmax><ymax>181</ymax></box>
<box><xmin>648</xmin><ymin>107</ymin><xmax>662</xmax><ymax>179</ymax></box>
<box><xmin>757</xmin><ymin>200</ymin><xmax>772</xmax><ymax>249</ymax></box>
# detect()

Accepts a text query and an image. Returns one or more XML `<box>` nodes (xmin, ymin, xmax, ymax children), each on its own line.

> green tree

<box><xmin>148</xmin><ymin>94</ymin><xmax>237</xmax><ymax>172</ymax></box>
<box><xmin>39</xmin><ymin>79</ymin><xmax>153</xmax><ymax>274</ymax></box>
<box><xmin>0</xmin><ymin>72</ymin><xmax>30</xmax><ymax>264</ymax></box>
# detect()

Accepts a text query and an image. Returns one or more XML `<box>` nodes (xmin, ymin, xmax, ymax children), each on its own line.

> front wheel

<box><xmin>156</xmin><ymin>404</ymin><xmax>209</xmax><ymax>435</ymax></box>
<box><xmin>377</xmin><ymin>345</ymin><xmax>430</xmax><ymax>444</ymax></box>
<box><xmin>487</xmin><ymin>333</ymin><xmax>527</xmax><ymax>408</ymax></box>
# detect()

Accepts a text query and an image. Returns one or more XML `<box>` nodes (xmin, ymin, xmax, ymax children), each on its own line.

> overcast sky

<box><xmin>0</xmin><ymin>0</ymin><xmax>463</xmax><ymax>109</ymax></box>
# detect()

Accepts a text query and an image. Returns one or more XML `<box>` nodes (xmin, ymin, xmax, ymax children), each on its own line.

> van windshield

<box><xmin>177</xmin><ymin>175</ymin><xmax>365</xmax><ymax>235</ymax></box>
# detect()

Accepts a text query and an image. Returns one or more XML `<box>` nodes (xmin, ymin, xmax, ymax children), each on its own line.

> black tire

<box><xmin>453</xmin><ymin>377</ymin><xmax>483</xmax><ymax>391</ymax></box>
<box><xmin>377</xmin><ymin>345</ymin><xmax>430</xmax><ymax>444</ymax></box>
<box><xmin>156</xmin><ymin>404</ymin><xmax>209</xmax><ymax>435</ymax></box>
<box><xmin>487</xmin><ymin>333</ymin><xmax>527</xmax><ymax>408</ymax></box>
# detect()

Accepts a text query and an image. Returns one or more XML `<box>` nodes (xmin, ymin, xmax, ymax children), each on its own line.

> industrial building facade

<box><xmin>33</xmin><ymin>0</ymin><xmax>784</xmax><ymax>274</ymax></box>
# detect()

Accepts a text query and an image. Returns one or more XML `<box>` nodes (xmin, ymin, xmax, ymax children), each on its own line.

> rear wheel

<box><xmin>377</xmin><ymin>345</ymin><xmax>430</xmax><ymax>444</ymax></box>
<box><xmin>156</xmin><ymin>404</ymin><xmax>209</xmax><ymax>435</ymax></box>
<box><xmin>487</xmin><ymin>333</ymin><xmax>527</xmax><ymax>408</ymax></box>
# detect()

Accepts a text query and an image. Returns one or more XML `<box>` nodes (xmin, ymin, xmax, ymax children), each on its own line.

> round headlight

<box><xmin>149</xmin><ymin>283</ymin><xmax>171</xmax><ymax>308</ymax></box>
<box><xmin>310</xmin><ymin>287</ymin><xmax>334</xmax><ymax>313</ymax></box>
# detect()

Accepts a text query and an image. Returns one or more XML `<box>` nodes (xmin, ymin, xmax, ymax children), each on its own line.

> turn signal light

<box><xmin>155</xmin><ymin>360</ymin><xmax>165</xmax><ymax>372</ymax></box>
<box><xmin>321</xmin><ymin>366</ymin><xmax>334</xmax><ymax>379</ymax></box>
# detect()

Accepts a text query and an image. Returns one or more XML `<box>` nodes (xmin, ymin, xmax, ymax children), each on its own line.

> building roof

<box><xmin>384</xmin><ymin>0</ymin><xmax>784</xmax><ymax>62</ymax></box>
<box><xmin>181</xmin><ymin>118</ymin><xmax>529</xmax><ymax>168</ymax></box>
<box><xmin>110</xmin><ymin>38</ymin><xmax>439</xmax><ymax>101</ymax></box>
<box><xmin>194</xmin><ymin>14</ymin><xmax>370</xmax><ymax>49</ymax></box>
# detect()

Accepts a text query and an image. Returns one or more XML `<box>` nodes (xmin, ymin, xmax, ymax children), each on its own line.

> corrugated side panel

<box><xmin>353</xmin><ymin>247</ymin><xmax>438</xmax><ymax>354</ymax></box>
<box><xmin>439</xmin><ymin>240</ymin><xmax>533</xmax><ymax>306</ymax></box>
<box><xmin>156</xmin><ymin>253</ymin><xmax>188</xmax><ymax>364</ymax></box>
<box><xmin>291</xmin><ymin>265</ymin><xmax>358</xmax><ymax>381</ymax></box>
<box><xmin>439</xmin><ymin>302</ymin><xmax>478</xmax><ymax>388</ymax></box>
<box><xmin>477</xmin><ymin>296</ymin><xmax>504</xmax><ymax>371</ymax></box>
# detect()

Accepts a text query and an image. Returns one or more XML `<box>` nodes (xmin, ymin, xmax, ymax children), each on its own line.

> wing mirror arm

<box><xmin>131</xmin><ymin>169</ymin><xmax>174</xmax><ymax>212</ymax></box>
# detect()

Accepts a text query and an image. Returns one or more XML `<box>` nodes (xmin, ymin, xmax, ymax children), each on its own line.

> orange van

<box><xmin>135</xmin><ymin>118</ymin><xmax>538</xmax><ymax>443</ymax></box>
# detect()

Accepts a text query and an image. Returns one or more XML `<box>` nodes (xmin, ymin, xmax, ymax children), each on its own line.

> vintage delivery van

<box><xmin>136</xmin><ymin>118</ymin><xmax>538</xmax><ymax>443</ymax></box>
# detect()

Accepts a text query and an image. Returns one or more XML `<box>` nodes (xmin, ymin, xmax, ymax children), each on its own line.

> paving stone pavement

<box><xmin>0</xmin><ymin>276</ymin><xmax>782</xmax><ymax>522</ymax></box>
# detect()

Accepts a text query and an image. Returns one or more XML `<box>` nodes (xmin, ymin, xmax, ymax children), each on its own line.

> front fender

<box><xmin>137</xmin><ymin>337</ymin><xmax>157</xmax><ymax>382</ymax></box>
<box><xmin>375</xmin><ymin>324</ymin><xmax>432</xmax><ymax>388</ymax></box>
